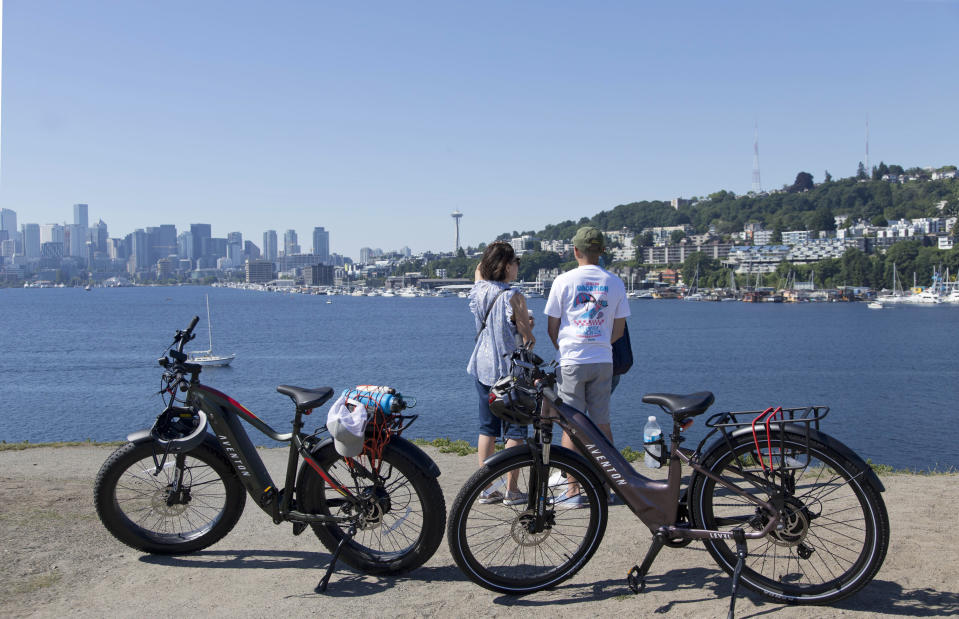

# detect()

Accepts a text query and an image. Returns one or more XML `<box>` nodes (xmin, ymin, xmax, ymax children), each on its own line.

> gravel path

<box><xmin>1</xmin><ymin>445</ymin><xmax>956</xmax><ymax>618</ymax></box>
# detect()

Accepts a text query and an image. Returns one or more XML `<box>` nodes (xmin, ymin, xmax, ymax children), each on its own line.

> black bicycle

<box><xmin>447</xmin><ymin>349</ymin><xmax>889</xmax><ymax>617</ymax></box>
<box><xmin>94</xmin><ymin>317</ymin><xmax>446</xmax><ymax>591</ymax></box>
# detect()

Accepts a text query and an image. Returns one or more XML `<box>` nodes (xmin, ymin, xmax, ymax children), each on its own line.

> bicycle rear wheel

<box><xmin>296</xmin><ymin>441</ymin><xmax>445</xmax><ymax>575</ymax></box>
<box><xmin>689</xmin><ymin>431</ymin><xmax>889</xmax><ymax>604</ymax></box>
<box><xmin>447</xmin><ymin>447</ymin><xmax>607</xmax><ymax>594</ymax></box>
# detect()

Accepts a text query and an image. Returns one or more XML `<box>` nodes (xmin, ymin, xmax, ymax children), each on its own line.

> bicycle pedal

<box><xmin>626</xmin><ymin>566</ymin><xmax>645</xmax><ymax>594</ymax></box>
<box><xmin>292</xmin><ymin>522</ymin><xmax>307</xmax><ymax>536</ymax></box>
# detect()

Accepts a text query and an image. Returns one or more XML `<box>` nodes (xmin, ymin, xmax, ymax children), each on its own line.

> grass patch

<box><xmin>620</xmin><ymin>446</ymin><xmax>642</xmax><ymax>463</ymax></box>
<box><xmin>0</xmin><ymin>439</ymin><xmax>125</xmax><ymax>452</ymax></box>
<box><xmin>412</xmin><ymin>438</ymin><xmax>478</xmax><ymax>456</ymax></box>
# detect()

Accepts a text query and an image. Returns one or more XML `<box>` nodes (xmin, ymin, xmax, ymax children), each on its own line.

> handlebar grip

<box><xmin>187</xmin><ymin>315</ymin><xmax>200</xmax><ymax>334</ymax></box>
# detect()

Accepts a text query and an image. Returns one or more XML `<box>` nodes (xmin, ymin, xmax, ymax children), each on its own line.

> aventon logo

<box><xmin>585</xmin><ymin>444</ymin><xmax>627</xmax><ymax>486</ymax></box>
<box><xmin>218</xmin><ymin>435</ymin><xmax>251</xmax><ymax>477</ymax></box>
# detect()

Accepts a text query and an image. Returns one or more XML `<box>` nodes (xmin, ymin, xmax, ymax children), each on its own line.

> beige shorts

<box><xmin>556</xmin><ymin>362</ymin><xmax>614</xmax><ymax>425</ymax></box>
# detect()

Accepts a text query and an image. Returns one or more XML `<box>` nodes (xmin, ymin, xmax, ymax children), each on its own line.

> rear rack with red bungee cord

<box><xmin>700</xmin><ymin>406</ymin><xmax>830</xmax><ymax>474</ymax></box>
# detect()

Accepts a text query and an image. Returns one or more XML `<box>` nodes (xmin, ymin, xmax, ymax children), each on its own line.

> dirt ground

<box><xmin>1</xmin><ymin>444</ymin><xmax>956</xmax><ymax>618</ymax></box>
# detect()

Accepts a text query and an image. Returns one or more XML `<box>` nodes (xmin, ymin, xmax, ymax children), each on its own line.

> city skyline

<box><xmin>1</xmin><ymin>2</ymin><xmax>957</xmax><ymax>259</ymax></box>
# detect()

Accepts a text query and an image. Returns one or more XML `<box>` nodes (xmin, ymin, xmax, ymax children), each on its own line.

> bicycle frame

<box><xmin>540</xmin><ymin>386</ymin><xmax>780</xmax><ymax>542</ymax></box>
<box><xmin>186</xmin><ymin>382</ymin><xmax>356</xmax><ymax>525</ymax></box>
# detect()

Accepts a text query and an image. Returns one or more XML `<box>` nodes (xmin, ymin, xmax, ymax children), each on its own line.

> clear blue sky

<box><xmin>1</xmin><ymin>1</ymin><xmax>956</xmax><ymax>260</ymax></box>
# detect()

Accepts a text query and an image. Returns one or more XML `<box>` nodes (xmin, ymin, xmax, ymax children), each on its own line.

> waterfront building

<box><xmin>313</xmin><ymin>227</ymin><xmax>330</xmax><ymax>263</ymax></box>
<box><xmin>787</xmin><ymin>238</ymin><xmax>866</xmax><ymax>263</ymax></box>
<box><xmin>246</xmin><ymin>259</ymin><xmax>274</xmax><ymax>283</ymax></box>
<box><xmin>263</xmin><ymin>230</ymin><xmax>278</xmax><ymax>262</ymax></box>
<box><xmin>303</xmin><ymin>264</ymin><xmax>334</xmax><ymax>286</ymax></box>
<box><xmin>156</xmin><ymin>258</ymin><xmax>174</xmax><ymax>280</ymax></box>
<box><xmin>284</xmin><ymin>230</ymin><xmax>300</xmax><ymax>256</ymax></box>
<box><xmin>641</xmin><ymin>240</ymin><xmax>735</xmax><ymax>265</ymax></box>
<box><xmin>724</xmin><ymin>245</ymin><xmax>791</xmax><ymax>274</ymax></box>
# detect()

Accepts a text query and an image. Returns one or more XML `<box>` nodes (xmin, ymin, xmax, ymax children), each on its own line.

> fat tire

<box><xmin>447</xmin><ymin>447</ymin><xmax>607</xmax><ymax>594</ymax></box>
<box><xmin>689</xmin><ymin>431</ymin><xmax>889</xmax><ymax>604</ymax></box>
<box><xmin>297</xmin><ymin>442</ymin><xmax>445</xmax><ymax>575</ymax></box>
<box><xmin>94</xmin><ymin>440</ymin><xmax>246</xmax><ymax>554</ymax></box>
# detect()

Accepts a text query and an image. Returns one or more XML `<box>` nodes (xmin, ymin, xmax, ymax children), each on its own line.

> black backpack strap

<box><xmin>474</xmin><ymin>287</ymin><xmax>511</xmax><ymax>343</ymax></box>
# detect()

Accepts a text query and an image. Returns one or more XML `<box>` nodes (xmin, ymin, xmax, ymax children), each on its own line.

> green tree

<box><xmin>824</xmin><ymin>170</ymin><xmax>833</xmax><ymax>183</ymax></box>
<box><xmin>670</xmin><ymin>230</ymin><xmax>686</xmax><ymax>244</ymax></box>
<box><xmin>857</xmin><ymin>162</ymin><xmax>868</xmax><ymax>180</ymax></box>
<box><xmin>789</xmin><ymin>172</ymin><xmax>815</xmax><ymax>193</ymax></box>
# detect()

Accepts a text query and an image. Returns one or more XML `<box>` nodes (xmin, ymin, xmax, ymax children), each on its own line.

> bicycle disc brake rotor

<box><xmin>151</xmin><ymin>473</ymin><xmax>194</xmax><ymax>517</ymax></box>
<box><xmin>510</xmin><ymin>511</ymin><xmax>552</xmax><ymax>547</ymax></box>
<box><xmin>357</xmin><ymin>485</ymin><xmax>391</xmax><ymax>530</ymax></box>
<box><xmin>769</xmin><ymin>497</ymin><xmax>810</xmax><ymax>547</ymax></box>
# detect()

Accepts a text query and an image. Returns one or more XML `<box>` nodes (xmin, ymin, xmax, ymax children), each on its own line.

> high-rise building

<box><xmin>21</xmin><ymin>224</ymin><xmax>41</xmax><ymax>258</ymax></box>
<box><xmin>90</xmin><ymin>219</ymin><xmax>109</xmax><ymax>253</ymax></box>
<box><xmin>40</xmin><ymin>223</ymin><xmax>64</xmax><ymax>245</ymax></box>
<box><xmin>190</xmin><ymin>224</ymin><xmax>212</xmax><ymax>261</ymax></box>
<box><xmin>263</xmin><ymin>230</ymin><xmax>278</xmax><ymax>261</ymax></box>
<box><xmin>312</xmin><ymin>227</ymin><xmax>330</xmax><ymax>263</ymax></box>
<box><xmin>177</xmin><ymin>232</ymin><xmax>193</xmax><ymax>260</ymax></box>
<box><xmin>0</xmin><ymin>209</ymin><xmax>17</xmax><ymax>237</ymax></box>
<box><xmin>130</xmin><ymin>229</ymin><xmax>150</xmax><ymax>273</ymax></box>
<box><xmin>244</xmin><ymin>240</ymin><xmax>261</xmax><ymax>261</ymax></box>
<box><xmin>284</xmin><ymin>229</ymin><xmax>300</xmax><ymax>255</ymax></box>
<box><xmin>66</xmin><ymin>224</ymin><xmax>87</xmax><ymax>258</ymax></box>
<box><xmin>73</xmin><ymin>204</ymin><xmax>89</xmax><ymax>228</ymax></box>
<box><xmin>148</xmin><ymin>225</ymin><xmax>178</xmax><ymax>262</ymax></box>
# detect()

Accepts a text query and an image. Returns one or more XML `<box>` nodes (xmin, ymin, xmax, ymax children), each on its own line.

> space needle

<box><xmin>451</xmin><ymin>210</ymin><xmax>463</xmax><ymax>252</ymax></box>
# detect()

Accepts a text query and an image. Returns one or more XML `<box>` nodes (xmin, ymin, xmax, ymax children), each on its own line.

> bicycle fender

<box><xmin>727</xmin><ymin>424</ymin><xmax>885</xmax><ymax>493</ymax></box>
<box><xmin>388</xmin><ymin>436</ymin><xmax>441</xmax><ymax>478</ymax></box>
<box><xmin>484</xmin><ymin>443</ymin><xmax>594</xmax><ymax>475</ymax></box>
<box><xmin>126</xmin><ymin>428</ymin><xmax>153</xmax><ymax>444</ymax></box>
<box><xmin>300</xmin><ymin>436</ymin><xmax>441</xmax><ymax>479</ymax></box>
<box><xmin>125</xmin><ymin>429</ymin><xmax>224</xmax><ymax>456</ymax></box>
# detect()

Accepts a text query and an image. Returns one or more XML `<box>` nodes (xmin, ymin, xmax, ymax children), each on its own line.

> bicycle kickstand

<box><xmin>316</xmin><ymin>522</ymin><xmax>357</xmax><ymax>593</ymax></box>
<box><xmin>627</xmin><ymin>531</ymin><xmax>666</xmax><ymax>594</ymax></box>
<box><xmin>727</xmin><ymin>528</ymin><xmax>748</xmax><ymax>619</ymax></box>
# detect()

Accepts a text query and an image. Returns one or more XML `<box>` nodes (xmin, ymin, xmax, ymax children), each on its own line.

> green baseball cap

<box><xmin>572</xmin><ymin>226</ymin><xmax>605</xmax><ymax>252</ymax></box>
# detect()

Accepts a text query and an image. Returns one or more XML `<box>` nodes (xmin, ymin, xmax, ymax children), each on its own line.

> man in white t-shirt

<box><xmin>545</xmin><ymin>227</ymin><xmax>629</xmax><ymax>502</ymax></box>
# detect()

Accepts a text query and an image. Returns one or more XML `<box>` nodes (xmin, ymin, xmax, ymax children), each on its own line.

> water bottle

<box><xmin>643</xmin><ymin>415</ymin><xmax>663</xmax><ymax>469</ymax></box>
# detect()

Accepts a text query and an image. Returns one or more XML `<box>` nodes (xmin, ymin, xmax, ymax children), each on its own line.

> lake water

<box><xmin>1</xmin><ymin>286</ymin><xmax>956</xmax><ymax>470</ymax></box>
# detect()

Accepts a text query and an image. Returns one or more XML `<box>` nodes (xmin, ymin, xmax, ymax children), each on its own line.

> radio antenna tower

<box><xmin>751</xmin><ymin>122</ymin><xmax>762</xmax><ymax>193</ymax></box>
<box><xmin>865</xmin><ymin>115</ymin><xmax>870</xmax><ymax>175</ymax></box>
<box><xmin>451</xmin><ymin>210</ymin><xmax>463</xmax><ymax>252</ymax></box>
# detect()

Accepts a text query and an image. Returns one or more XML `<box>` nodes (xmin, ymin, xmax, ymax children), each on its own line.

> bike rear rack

<box><xmin>702</xmin><ymin>406</ymin><xmax>830</xmax><ymax>474</ymax></box>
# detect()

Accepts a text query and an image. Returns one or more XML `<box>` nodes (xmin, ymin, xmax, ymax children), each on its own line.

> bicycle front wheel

<box><xmin>297</xmin><ymin>441</ymin><xmax>446</xmax><ymax>575</ymax></box>
<box><xmin>689</xmin><ymin>431</ymin><xmax>889</xmax><ymax>604</ymax></box>
<box><xmin>94</xmin><ymin>440</ymin><xmax>246</xmax><ymax>554</ymax></box>
<box><xmin>447</xmin><ymin>447</ymin><xmax>607</xmax><ymax>594</ymax></box>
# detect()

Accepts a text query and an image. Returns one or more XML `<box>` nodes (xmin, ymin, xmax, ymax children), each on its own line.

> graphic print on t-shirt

<box><xmin>572</xmin><ymin>282</ymin><xmax>609</xmax><ymax>339</ymax></box>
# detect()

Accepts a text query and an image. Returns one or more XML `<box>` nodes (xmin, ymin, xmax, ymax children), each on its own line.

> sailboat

<box><xmin>188</xmin><ymin>295</ymin><xmax>236</xmax><ymax>366</ymax></box>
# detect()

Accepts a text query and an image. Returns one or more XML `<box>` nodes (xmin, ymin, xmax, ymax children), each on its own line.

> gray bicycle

<box><xmin>447</xmin><ymin>349</ymin><xmax>889</xmax><ymax>617</ymax></box>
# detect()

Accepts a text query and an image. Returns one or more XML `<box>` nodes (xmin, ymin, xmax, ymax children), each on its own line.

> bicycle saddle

<box><xmin>642</xmin><ymin>391</ymin><xmax>715</xmax><ymax>419</ymax></box>
<box><xmin>277</xmin><ymin>385</ymin><xmax>335</xmax><ymax>412</ymax></box>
